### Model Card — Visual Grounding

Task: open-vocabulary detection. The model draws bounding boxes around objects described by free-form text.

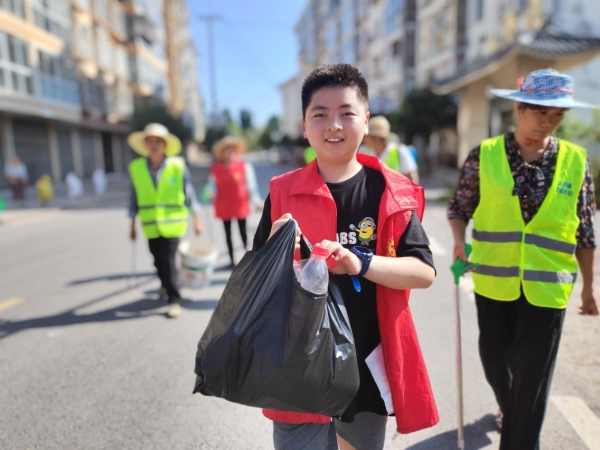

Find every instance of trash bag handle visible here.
[300,235,313,260]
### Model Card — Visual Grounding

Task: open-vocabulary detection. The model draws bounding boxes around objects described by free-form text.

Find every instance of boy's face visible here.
[302,86,369,165]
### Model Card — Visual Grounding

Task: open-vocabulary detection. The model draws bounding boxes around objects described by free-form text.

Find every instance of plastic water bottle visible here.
[298,244,330,295]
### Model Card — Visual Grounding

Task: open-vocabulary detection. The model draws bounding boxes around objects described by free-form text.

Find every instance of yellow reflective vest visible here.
[471,136,585,309]
[129,156,188,239]
[364,146,401,172]
[304,146,316,164]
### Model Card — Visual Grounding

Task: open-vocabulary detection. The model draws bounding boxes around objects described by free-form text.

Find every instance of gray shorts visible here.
[273,412,388,450]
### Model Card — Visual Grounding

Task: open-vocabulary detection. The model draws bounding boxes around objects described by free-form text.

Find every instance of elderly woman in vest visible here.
[206,136,262,268]
[128,123,203,319]
[448,69,598,450]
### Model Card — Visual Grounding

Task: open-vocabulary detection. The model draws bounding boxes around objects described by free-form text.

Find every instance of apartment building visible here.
[431,0,600,163]
[0,0,204,188]
[281,0,418,139]
[164,0,204,143]
[285,0,600,164]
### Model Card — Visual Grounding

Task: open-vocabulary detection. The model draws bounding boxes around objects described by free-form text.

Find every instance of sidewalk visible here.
[420,166,459,202]
[0,175,131,226]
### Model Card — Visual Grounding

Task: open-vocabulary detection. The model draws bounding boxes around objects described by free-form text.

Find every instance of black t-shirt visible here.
[252,167,435,422]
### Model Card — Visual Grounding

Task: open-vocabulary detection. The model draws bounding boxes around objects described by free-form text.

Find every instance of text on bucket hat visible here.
[489,69,599,109]
[367,116,391,139]
[127,123,182,157]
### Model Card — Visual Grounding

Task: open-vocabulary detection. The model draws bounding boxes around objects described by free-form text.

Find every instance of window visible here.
[341,3,354,37]
[341,38,355,65]
[75,23,94,58]
[385,0,403,34]
[93,0,109,23]
[326,24,338,51]
[32,0,71,44]
[96,27,112,69]
[476,0,484,21]
[512,0,529,11]
[392,39,402,57]
[38,50,78,104]
[0,31,33,95]
[0,0,26,18]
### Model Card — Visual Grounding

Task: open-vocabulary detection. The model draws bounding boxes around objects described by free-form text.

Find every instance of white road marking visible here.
[552,396,600,449]
[429,236,448,256]
[0,298,24,312]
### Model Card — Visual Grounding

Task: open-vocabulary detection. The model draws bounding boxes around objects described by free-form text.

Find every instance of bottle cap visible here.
[312,244,329,258]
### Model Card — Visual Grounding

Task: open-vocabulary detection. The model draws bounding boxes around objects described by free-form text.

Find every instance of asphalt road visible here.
[1,161,599,450]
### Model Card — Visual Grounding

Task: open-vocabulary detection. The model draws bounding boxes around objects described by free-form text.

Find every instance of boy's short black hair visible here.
[301,64,369,117]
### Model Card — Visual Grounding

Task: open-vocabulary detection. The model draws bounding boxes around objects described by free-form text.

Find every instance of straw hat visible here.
[490,69,599,109]
[367,116,391,139]
[127,123,182,157]
[212,136,246,158]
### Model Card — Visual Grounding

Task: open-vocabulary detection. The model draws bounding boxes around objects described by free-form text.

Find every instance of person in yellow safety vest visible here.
[128,123,204,319]
[361,115,419,183]
[448,69,599,450]
[303,145,316,164]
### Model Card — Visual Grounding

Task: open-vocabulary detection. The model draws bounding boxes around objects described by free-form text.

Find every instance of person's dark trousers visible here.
[10,180,26,201]
[223,219,247,264]
[147,237,181,303]
[475,291,566,450]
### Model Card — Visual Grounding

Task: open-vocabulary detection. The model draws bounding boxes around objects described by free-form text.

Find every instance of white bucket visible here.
[178,238,219,289]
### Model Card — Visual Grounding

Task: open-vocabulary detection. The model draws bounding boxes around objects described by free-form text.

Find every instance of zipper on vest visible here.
[393,429,400,440]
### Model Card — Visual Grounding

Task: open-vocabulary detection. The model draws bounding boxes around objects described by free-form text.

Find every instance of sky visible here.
[186,1,306,128]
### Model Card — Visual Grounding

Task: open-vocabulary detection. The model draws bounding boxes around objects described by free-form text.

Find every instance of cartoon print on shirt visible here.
[350,217,377,245]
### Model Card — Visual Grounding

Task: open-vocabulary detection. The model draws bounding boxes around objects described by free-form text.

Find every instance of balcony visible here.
[38,73,79,105]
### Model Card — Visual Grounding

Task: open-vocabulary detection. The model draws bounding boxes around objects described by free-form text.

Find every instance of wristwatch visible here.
[351,246,373,276]
[350,246,374,292]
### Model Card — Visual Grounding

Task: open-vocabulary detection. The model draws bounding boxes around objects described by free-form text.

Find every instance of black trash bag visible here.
[193,219,359,417]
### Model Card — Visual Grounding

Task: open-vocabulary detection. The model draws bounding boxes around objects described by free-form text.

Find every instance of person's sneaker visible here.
[157,287,168,301]
[167,303,181,318]
[495,410,503,430]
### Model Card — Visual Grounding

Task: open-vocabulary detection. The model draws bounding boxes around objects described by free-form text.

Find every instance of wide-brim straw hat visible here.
[127,123,182,157]
[212,136,246,158]
[490,68,599,109]
[367,116,391,139]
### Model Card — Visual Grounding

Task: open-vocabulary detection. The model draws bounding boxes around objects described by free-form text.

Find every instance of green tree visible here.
[555,111,600,203]
[240,109,253,132]
[556,110,600,146]
[391,88,457,143]
[257,115,280,149]
[132,103,193,143]
[203,126,227,154]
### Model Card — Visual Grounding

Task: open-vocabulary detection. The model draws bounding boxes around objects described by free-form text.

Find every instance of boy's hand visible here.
[318,240,361,276]
[269,213,301,250]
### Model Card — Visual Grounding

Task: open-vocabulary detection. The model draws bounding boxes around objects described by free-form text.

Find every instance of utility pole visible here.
[198,14,222,125]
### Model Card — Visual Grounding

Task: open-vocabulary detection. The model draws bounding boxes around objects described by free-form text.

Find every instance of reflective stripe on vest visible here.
[129,157,188,239]
[471,136,585,309]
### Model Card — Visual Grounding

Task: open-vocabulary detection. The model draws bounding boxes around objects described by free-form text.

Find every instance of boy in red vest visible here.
[252,64,438,450]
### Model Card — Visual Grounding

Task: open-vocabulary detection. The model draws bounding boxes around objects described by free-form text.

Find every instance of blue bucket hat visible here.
[490,69,598,109]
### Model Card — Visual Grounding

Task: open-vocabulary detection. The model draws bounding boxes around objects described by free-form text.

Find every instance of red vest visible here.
[211,159,249,220]
[262,154,439,434]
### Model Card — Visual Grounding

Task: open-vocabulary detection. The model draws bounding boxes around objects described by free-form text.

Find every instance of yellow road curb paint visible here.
[0,298,24,312]
[552,396,600,450]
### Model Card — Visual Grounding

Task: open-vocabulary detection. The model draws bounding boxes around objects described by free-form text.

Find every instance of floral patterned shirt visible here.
[447,132,596,248]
